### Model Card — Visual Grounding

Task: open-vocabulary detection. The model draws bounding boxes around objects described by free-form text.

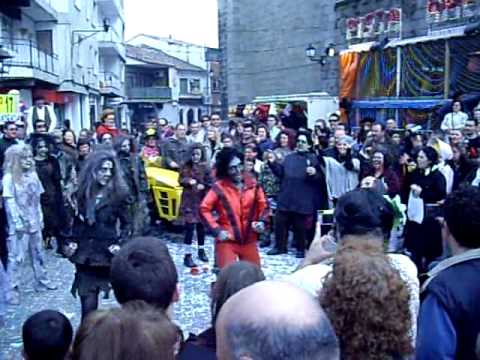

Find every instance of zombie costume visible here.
[179,161,212,266]
[67,152,132,320]
[200,176,268,268]
[117,152,150,236]
[35,156,65,246]
[69,192,131,319]
[3,170,54,302]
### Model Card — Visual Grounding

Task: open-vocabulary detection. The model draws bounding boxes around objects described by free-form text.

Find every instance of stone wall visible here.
[218,0,338,108]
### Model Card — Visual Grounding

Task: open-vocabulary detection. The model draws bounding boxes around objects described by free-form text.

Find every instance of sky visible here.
[124,0,219,48]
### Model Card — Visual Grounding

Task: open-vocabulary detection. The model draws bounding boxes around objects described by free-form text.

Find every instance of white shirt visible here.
[26,105,58,134]
[285,253,420,343]
[441,111,469,131]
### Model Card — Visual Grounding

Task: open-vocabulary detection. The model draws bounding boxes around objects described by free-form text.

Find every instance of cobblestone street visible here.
[0,231,300,358]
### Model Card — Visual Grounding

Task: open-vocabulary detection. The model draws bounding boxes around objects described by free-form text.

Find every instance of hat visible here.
[335,189,395,237]
[144,128,157,138]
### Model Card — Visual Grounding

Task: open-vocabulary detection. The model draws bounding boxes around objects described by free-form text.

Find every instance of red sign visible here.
[346,8,402,42]
[427,0,478,23]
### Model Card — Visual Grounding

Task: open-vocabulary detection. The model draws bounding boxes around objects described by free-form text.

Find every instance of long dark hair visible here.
[113,134,136,154]
[215,147,244,179]
[77,150,128,212]
[211,261,265,326]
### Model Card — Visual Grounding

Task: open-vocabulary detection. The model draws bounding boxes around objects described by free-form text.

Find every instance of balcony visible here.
[98,31,126,60]
[126,86,172,102]
[0,38,59,85]
[22,0,58,21]
[96,0,124,20]
[179,90,204,100]
[100,71,124,97]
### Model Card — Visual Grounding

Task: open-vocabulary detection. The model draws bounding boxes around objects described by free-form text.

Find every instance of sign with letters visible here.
[0,94,20,123]
[346,8,402,43]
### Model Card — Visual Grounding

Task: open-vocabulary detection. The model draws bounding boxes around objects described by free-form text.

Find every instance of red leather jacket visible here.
[200,176,268,244]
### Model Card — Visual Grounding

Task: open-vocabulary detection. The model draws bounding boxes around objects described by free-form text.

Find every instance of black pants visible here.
[184,223,205,247]
[80,292,99,321]
[405,218,443,274]
[274,210,307,252]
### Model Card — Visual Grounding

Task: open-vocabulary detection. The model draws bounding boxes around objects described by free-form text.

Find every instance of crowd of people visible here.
[0,99,480,359]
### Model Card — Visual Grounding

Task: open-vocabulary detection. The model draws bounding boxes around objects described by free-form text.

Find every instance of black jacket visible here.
[270,151,324,214]
[423,258,480,359]
[0,137,17,179]
[69,196,131,267]
[118,153,149,201]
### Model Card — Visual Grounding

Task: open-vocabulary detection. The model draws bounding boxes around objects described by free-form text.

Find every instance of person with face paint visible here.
[267,131,323,258]
[200,148,268,269]
[65,151,131,320]
[179,144,213,267]
[113,135,150,236]
[29,134,66,252]
[3,144,57,305]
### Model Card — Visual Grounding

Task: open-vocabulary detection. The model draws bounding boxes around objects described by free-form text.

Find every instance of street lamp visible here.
[0,46,13,75]
[72,18,110,45]
[306,43,337,66]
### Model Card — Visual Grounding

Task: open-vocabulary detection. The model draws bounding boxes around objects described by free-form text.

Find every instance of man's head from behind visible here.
[335,188,394,241]
[216,281,339,360]
[110,237,179,311]
[22,310,73,360]
[443,185,480,252]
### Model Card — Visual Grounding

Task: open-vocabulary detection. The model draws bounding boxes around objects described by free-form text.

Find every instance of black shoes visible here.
[198,249,209,263]
[267,248,287,256]
[183,254,197,268]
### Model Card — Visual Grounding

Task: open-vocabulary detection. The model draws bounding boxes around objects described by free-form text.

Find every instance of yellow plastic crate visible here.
[145,166,183,221]
[151,185,183,221]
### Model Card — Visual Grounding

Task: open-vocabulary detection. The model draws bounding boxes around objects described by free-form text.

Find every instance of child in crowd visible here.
[179,144,212,267]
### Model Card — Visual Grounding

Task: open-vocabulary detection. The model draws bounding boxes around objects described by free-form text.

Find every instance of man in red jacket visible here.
[200,148,268,268]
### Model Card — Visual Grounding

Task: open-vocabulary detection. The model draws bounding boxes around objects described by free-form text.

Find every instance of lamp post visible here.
[306,43,337,66]
[72,18,111,45]
[0,46,13,75]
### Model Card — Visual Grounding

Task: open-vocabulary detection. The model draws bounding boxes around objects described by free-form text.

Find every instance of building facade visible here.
[335,0,480,126]
[125,44,209,129]
[218,0,338,113]
[0,0,126,133]
[127,34,221,116]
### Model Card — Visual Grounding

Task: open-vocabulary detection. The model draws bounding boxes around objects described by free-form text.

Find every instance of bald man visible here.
[216,281,339,360]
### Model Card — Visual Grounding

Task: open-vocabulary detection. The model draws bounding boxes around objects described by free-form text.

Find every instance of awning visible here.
[32,89,74,104]
[351,98,450,110]
[341,25,468,54]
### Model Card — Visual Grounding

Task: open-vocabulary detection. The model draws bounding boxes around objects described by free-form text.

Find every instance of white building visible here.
[125,44,209,128]
[0,0,126,133]
[127,34,222,117]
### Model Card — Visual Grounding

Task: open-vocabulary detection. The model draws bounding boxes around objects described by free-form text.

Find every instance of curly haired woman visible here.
[320,240,413,359]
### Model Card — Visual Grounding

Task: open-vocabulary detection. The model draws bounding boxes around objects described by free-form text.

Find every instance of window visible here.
[0,15,14,49]
[190,79,201,94]
[36,31,53,55]
[212,79,220,92]
[179,109,184,124]
[180,78,188,94]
